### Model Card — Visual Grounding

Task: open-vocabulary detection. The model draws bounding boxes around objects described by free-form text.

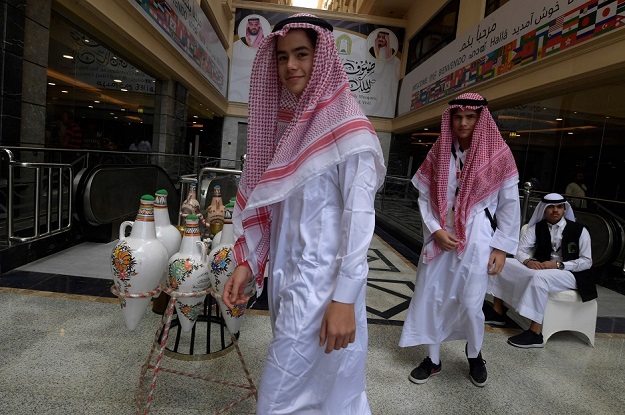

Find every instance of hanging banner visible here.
[229,9,405,119]
[398,0,625,115]
[130,0,228,97]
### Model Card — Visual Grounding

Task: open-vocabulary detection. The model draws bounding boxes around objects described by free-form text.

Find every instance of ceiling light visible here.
[120,88,128,92]
[114,79,122,83]
[48,82,55,86]
[94,100,100,103]
[556,118,563,121]
[62,54,74,59]
[61,90,68,93]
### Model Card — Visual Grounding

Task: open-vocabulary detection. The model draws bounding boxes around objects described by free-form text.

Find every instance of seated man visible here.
[485,193,597,348]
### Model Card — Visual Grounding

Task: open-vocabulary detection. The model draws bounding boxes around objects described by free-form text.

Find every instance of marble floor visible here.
[1,230,625,414]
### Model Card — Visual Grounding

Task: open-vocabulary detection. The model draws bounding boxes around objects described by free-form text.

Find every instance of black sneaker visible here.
[467,353,488,387]
[483,306,507,326]
[465,343,488,387]
[507,330,544,348]
[408,357,442,384]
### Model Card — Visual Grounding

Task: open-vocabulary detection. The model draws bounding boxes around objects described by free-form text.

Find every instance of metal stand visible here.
[163,292,236,361]
[112,284,257,415]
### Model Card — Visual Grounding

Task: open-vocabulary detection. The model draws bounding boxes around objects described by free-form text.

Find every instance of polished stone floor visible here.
[1,230,624,414]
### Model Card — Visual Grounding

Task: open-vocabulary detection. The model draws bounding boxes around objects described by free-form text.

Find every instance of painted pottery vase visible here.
[154,189,182,258]
[206,185,225,237]
[111,195,169,331]
[180,181,201,220]
[212,197,235,246]
[208,200,253,335]
[152,189,182,312]
[167,214,210,333]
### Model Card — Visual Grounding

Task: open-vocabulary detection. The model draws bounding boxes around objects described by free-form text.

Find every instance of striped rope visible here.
[135,285,257,414]
[110,285,162,298]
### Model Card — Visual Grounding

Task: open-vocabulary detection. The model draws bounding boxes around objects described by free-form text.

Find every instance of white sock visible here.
[428,344,441,365]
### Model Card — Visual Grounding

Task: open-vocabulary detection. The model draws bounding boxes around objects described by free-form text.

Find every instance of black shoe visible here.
[409,357,442,384]
[483,306,507,326]
[465,343,487,387]
[467,353,488,387]
[507,330,544,348]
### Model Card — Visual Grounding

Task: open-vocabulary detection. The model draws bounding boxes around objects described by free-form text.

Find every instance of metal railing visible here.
[0,146,242,246]
[375,175,625,269]
[1,148,73,244]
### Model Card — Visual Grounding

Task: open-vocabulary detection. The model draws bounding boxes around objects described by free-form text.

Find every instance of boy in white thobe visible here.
[399,93,520,387]
[223,14,386,414]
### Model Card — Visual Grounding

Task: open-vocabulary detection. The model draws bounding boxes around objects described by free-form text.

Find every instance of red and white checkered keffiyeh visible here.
[414,92,518,261]
[232,14,386,291]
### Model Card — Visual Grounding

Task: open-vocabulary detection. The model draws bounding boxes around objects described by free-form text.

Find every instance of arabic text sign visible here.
[229,9,404,118]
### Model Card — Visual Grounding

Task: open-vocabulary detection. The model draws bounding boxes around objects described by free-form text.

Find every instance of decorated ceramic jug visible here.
[111,195,169,331]
[154,189,182,258]
[152,189,182,312]
[206,185,225,237]
[208,200,254,335]
[212,197,235,246]
[167,214,210,333]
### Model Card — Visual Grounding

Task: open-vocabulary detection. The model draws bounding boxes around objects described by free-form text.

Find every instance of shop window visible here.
[406,0,460,73]
[45,12,156,152]
[485,0,512,17]
[399,81,625,210]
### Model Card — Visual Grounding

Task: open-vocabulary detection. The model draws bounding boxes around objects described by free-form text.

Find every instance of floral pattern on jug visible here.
[111,241,138,307]
[177,301,204,323]
[210,246,232,288]
[168,258,205,290]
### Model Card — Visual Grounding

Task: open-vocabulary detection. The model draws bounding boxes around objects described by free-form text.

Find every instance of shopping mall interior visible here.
[1,0,624,413]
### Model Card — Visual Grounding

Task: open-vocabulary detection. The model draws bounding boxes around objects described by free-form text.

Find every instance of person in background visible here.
[485,193,596,348]
[129,138,151,152]
[565,172,588,208]
[61,112,82,149]
[223,14,386,414]
[399,93,520,388]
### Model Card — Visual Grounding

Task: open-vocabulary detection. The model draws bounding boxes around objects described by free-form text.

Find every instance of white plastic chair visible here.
[541,290,597,347]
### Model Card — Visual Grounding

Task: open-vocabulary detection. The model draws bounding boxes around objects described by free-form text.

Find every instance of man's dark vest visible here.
[534,219,597,302]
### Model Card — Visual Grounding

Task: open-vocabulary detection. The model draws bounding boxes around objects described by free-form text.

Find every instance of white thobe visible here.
[399,149,520,357]
[256,151,379,415]
[487,219,592,323]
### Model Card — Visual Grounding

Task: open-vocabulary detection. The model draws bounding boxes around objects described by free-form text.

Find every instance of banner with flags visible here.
[398,0,625,115]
